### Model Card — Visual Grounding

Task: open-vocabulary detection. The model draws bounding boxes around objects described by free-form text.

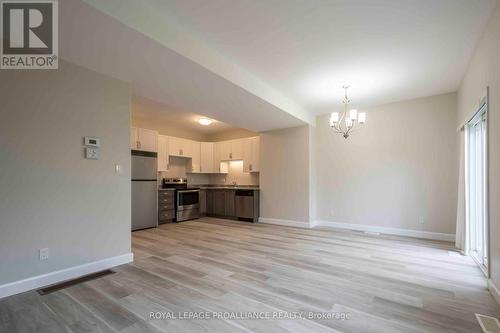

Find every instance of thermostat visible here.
[84,137,101,147]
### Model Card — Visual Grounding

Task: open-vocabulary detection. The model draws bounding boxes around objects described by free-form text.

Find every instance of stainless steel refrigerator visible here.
[131,150,158,231]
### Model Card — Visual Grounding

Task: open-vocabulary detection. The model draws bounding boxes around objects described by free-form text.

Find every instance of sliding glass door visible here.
[466,104,488,272]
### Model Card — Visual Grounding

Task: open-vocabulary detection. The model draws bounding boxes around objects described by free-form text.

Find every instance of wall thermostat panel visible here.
[84,137,101,147]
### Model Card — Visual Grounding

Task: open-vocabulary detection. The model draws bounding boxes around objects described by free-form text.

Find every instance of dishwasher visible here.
[235,190,259,222]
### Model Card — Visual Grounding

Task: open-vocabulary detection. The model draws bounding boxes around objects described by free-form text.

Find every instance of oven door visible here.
[177,189,200,211]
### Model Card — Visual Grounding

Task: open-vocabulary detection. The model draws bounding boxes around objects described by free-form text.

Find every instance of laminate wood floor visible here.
[1,217,499,333]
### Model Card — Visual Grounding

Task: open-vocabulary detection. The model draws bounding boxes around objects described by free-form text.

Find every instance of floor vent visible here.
[37,270,115,295]
[476,313,500,333]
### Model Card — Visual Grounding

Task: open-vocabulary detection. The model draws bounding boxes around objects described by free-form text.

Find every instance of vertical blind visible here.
[466,105,487,268]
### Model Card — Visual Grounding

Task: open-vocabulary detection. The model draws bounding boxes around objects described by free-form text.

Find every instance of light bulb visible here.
[346,118,353,128]
[358,112,366,124]
[330,112,339,122]
[349,109,358,120]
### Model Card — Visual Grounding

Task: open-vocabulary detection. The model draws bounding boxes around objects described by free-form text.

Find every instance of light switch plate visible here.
[39,248,49,261]
[85,147,99,160]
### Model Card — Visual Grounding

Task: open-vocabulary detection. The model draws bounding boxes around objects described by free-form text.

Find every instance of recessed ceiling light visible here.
[198,118,213,126]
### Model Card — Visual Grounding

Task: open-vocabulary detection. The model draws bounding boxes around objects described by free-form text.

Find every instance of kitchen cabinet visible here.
[213,190,226,215]
[168,136,188,157]
[231,140,243,160]
[188,140,201,173]
[225,190,236,217]
[157,135,169,172]
[206,190,214,215]
[200,142,215,173]
[243,136,260,173]
[132,128,258,174]
[213,143,228,173]
[203,188,259,221]
[215,139,243,161]
[130,127,138,149]
[200,190,207,215]
[131,127,158,152]
[158,190,175,224]
[216,141,231,161]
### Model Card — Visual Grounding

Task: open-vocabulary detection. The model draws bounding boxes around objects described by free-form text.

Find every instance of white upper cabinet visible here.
[189,140,201,173]
[168,136,191,157]
[131,127,158,152]
[130,127,138,149]
[200,142,214,173]
[243,136,260,173]
[217,141,231,161]
[230,139,243,160]
[216,139,244,161]
[157,135,169,172]
[131,128,258,174]
[167,137,200,173]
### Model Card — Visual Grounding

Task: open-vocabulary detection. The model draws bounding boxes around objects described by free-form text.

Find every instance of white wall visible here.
[314,93,458,235]
[0,61,132,287]
[260,126,311,225]
[457,2,500,291]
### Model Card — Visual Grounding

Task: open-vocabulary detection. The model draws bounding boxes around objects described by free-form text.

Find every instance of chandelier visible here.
[329,85,366,139]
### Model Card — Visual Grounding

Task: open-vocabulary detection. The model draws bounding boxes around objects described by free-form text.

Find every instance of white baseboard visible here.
[259,217,311,229]
[0,253,133,299]
[312,220,455,242]
[489,279,500,307]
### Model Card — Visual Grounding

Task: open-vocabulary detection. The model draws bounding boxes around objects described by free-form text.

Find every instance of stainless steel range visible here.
[161,178,200,222]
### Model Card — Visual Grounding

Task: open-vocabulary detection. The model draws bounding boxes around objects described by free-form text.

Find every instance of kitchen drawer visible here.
[159,210,175,220]
[158,196,174,204]
[158,191,174,198]
[159,203,175,211]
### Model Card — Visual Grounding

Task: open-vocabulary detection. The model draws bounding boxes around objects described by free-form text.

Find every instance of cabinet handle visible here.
[137,141,141,149]
[229,152,232,159]
[249,164,252,171]
[180,149,183,155]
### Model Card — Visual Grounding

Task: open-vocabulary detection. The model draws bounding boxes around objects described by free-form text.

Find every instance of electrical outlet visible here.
[39,248,49,261]
[418,217,425,224]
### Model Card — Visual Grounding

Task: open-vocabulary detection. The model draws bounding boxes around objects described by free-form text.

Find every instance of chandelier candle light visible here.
[330,85,366,139]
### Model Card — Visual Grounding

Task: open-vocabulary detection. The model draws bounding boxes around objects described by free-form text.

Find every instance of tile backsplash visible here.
[209,160,259,185]
[158,157,259,186]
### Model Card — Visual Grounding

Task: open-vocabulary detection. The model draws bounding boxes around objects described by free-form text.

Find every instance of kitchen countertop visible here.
[196,186,259,191]
[158,185,259,191]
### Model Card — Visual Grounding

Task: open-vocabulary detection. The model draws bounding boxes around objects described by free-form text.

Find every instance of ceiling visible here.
[64,0,496,130]
[143,0,496,114]
[132,97,235,134]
